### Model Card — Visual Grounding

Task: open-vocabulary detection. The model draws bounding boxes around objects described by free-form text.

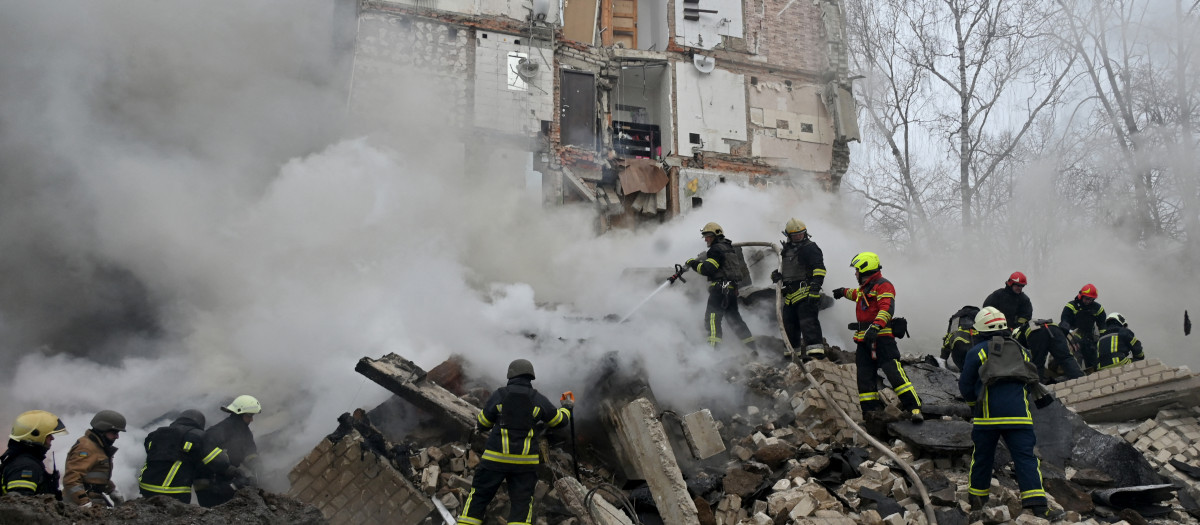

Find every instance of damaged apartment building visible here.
[345,0,860,229]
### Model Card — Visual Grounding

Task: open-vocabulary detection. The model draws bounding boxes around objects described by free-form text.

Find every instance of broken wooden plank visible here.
[356,353,479,432]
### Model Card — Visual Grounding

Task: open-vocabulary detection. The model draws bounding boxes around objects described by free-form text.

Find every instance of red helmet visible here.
[1078,283,1098,299]
[1006,271,1027,287]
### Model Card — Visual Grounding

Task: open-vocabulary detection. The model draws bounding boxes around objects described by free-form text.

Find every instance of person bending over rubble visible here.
[63,410,127,507]
[2,410,67,497]
[196,395,262,507]
[831,252,924,424]
[1095,312,1145,371]
[1015,319,1085,382]
[138,409,237,504]
[959,307,1064,521]
[457,359,573,525]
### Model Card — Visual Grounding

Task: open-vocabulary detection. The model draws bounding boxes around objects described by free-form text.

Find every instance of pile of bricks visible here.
[1049,359,1200,422]
[1117,406,1200,488]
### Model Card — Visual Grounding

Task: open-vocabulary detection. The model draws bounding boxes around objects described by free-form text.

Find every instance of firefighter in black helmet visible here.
[771,218,827,359]
[63,410,126,507]
[1,410,67,497]
[138,409,236,504]
[458,359,572,525]
[685,222,756,350]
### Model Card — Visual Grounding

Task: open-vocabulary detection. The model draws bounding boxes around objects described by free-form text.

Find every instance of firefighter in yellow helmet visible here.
[2,410,68,497]
[684,222,756,349]
[63,410,126,507]
[196,395,263,507]
[771,218,827,359]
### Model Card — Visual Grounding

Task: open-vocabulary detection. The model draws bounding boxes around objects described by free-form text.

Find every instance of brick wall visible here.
[288,430,435,524]
[1049,359,1200,423]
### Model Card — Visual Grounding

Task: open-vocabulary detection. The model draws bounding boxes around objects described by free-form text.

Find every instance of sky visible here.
[0,0,1195,496]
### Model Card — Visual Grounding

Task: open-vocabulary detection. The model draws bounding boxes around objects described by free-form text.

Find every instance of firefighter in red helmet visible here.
[982,272,1032,329]
[1060,284,1105,373]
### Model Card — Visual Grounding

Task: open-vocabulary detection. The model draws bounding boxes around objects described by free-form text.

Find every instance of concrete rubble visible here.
[284,349,1200,525]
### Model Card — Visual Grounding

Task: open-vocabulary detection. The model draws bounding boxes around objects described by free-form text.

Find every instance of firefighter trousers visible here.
[855,337,920,412]
[968,426,1047,508]
[457,465,538,525]
[704,285,754,348]
[782,298,823,351]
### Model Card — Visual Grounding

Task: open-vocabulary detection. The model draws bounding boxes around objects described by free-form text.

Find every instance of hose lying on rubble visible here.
[736,241,938,525]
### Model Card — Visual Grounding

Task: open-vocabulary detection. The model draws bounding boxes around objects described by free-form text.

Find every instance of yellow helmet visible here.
[783,218,807,235]
[701,222,724,237]
[222,395,262,415]
[9,410,67,446]
[849,252,881,273]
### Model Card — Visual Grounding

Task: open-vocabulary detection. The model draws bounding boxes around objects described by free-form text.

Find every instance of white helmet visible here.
[222,395,262,415]
[1107,312,1127,327]
[974,306,1008,332]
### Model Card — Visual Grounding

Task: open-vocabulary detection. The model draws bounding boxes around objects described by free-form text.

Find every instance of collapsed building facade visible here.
[346,0,860,229]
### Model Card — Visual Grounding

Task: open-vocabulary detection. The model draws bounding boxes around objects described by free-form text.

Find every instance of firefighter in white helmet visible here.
[196,395,262,507]
[2,410,68,497]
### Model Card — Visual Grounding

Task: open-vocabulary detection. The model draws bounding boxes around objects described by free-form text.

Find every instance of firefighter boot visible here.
[968,495,988,522]
[910,408,924,423]
[1028,505,1065,521]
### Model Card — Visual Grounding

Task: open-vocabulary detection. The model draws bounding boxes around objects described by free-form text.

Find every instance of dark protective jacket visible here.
[941,327,976,369]
[1,440,57,497]
[959,335,1036,428]
[840,271,896,342]
[476,377,571,472]
[983,286,1033,327]
[138,415,232,497]
[63,430,117,505]
[692,237,746,285]
[1096,320,1145,370]
[203,415,258,470]
[1060,299,1106,337]
[779,238,826,305]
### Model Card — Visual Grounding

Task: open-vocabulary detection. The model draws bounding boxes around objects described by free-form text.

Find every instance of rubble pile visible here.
[0,488,324,525]
[286,350,1200,525]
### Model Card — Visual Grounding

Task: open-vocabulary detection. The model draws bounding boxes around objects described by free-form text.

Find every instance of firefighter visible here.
[685,222,756,349]
[832,252,923,424]
[1095,312,1145,371]
[941,306,980,371]
[1016,319,1085,382]
[1,410,67,497]
[1060,284,1106,372]
[982,272,1032,329]
[138,409,236,504]
[959,307,1064,521]
[63,410,126,507]
[196,395,262,507]
[457,359,572,525]
[771,218,827,359]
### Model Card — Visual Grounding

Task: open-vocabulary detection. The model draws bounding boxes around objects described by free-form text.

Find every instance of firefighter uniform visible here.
[63,430,118,506]
[982,286,1032,328]
[1016,320,1084,381]
[837,271,921,415]
[1060,298,1105,370]
[1,440,58,497]
[1096,319,1145,371]
[959,335,1050,511]
[778,234,827,357]
[942,326,975,371]
[196,413,258,507]
[458,364,571,525]
[138,410,233,504]
[688,234,755,349]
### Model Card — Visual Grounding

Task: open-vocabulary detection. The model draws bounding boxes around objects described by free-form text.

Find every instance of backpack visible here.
[891,317,910,338]
[144,425,186,464]
[728,245,752,288]
[979,336,1040,387]
[947,305,980,334]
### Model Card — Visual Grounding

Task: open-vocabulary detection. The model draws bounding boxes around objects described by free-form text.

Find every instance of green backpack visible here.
[979,336,1040,386]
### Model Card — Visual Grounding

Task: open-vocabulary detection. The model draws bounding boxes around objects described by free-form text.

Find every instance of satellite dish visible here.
[693,54,716,73]
[517,57,540,79]
[532,0,551,20]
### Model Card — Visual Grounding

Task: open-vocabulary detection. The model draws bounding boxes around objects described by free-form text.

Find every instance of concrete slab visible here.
[682,409,726,460]
[605,397,700,525]
[887,419,973,455]
[356,353,480,433]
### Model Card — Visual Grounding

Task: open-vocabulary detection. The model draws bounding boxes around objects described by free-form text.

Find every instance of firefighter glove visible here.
[686,258,699,270]
[561,400,574,411]
[771,270,783,283]
[833,287,847,299]
[863,324,881,342]
[1034,394,1056,409]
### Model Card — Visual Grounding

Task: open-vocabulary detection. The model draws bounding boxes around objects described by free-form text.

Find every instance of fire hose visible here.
[736,241,938,525]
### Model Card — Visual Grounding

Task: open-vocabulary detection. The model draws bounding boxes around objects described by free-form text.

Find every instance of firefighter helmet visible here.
[850,252,881,273]
[10,410,67,446]
[1107,312,1127,327]
[700,222,724,237]
[1007,271,1027,287]
[222,395,262,415]
[1078,284,1098,299]
[783,218,807,236]
[90,410,127,433]
[974,306,1008,332]
[177,409,206,429]
[507,359,536,379]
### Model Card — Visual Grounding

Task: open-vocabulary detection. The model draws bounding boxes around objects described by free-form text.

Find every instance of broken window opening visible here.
[801,122,814,133]
[611,63,673,160]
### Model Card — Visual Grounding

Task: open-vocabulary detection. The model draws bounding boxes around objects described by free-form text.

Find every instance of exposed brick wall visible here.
[288,430,435,524]
[742,0,828,73]
[1050,359,1200,422]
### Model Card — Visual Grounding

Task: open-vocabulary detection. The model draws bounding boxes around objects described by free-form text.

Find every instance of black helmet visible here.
[507,359,536,379]
[177,409,206,428]
[90,410,127,433]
